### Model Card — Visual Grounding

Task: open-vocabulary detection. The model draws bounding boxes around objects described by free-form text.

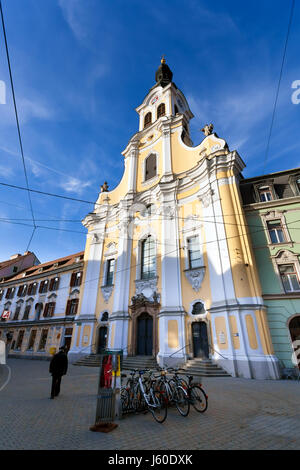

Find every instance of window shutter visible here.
[70,273,76,287]
[144,112,152,128]
[145,154,157,181]
[157,103,165,119]
[66,300,71,316]
[43,303,49,317]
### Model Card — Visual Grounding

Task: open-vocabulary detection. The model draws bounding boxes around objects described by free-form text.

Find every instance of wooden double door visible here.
[137,312,153,356]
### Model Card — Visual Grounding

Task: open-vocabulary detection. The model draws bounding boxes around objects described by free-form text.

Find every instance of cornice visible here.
[243,196,300,212]
[0,262,84,288]
[1,316,75,328]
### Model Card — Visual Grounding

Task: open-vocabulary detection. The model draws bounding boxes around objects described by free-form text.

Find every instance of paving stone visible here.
[1,359,300,449]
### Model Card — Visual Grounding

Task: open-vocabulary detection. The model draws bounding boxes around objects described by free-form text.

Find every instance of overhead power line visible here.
[263,0,295,171]
[0,0,36,229]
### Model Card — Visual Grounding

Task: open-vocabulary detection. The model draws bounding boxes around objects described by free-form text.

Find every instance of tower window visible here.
[145,154,157,181]
[157,103,165,119]
[144,112,152,129]
[174,104,179,115]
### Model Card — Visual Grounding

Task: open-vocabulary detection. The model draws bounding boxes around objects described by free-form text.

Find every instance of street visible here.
[0,359,300,450]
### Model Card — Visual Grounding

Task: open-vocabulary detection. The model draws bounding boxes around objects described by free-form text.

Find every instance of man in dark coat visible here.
[49,346,68,399]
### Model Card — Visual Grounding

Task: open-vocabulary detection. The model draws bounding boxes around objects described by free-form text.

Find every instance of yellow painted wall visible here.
[218,179,262,300]
[245,315,258,350]
[255,310,274,355]
[214,317,228,350]
[168,320,179,349]
[110,323,115,348]
[229,315,240,350]
[82,325,91,347]
[76,325,81,347]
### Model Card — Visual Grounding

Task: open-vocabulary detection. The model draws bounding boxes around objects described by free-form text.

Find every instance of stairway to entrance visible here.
[122,356,157,371]
[73,354,158,370]
[179,358,231,377]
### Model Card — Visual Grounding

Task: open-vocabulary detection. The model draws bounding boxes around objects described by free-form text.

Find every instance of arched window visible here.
[145,153,157,181]
[35,303,43,321]
[192,302,205,315]
[174,104,179,115]
[141,236,156,280]
[289,316,300,343]
[144,112,152,129]
[157,103,165,119]
[101,311,109,322]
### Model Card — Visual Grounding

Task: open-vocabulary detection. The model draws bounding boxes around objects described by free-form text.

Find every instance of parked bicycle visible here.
[121,369,167,423]
[155,367,190,417]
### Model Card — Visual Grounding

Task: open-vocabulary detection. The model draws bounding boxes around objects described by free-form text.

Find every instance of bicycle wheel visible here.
[133,387,146,413]
[173,385,190,417]
[149,390,168,424]
[190,385,208,413]
[120,387,129,411]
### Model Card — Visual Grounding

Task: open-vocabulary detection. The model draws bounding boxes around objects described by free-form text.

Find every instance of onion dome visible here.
[155,56,173,88]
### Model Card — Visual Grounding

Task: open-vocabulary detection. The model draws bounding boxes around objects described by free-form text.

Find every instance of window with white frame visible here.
[267,220,286,244]
[258,186,273,202]
[141,236,156,280]
[187,236,202,269]
[279,264,300,292]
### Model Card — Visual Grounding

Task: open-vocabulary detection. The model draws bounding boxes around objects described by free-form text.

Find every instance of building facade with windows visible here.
[0,251,84,359]
[69,58,280,379]
[240,168,300,372]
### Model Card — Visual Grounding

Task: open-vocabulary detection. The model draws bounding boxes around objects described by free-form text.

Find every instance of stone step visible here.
[180,358,231,377]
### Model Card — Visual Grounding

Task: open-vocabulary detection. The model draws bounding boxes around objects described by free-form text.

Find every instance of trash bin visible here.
[94,349,123,424]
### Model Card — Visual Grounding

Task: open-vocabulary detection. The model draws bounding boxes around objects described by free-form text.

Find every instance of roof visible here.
[1,251,84,283]
[0,252,33,271]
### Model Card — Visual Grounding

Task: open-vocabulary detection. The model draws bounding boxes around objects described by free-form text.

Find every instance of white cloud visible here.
[0,164,14,179]
[63,176,92,194]
[0,95,55,127]
[58,0,89,41]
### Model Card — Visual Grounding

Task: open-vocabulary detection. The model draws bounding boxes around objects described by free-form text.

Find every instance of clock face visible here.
[151,95,159,105]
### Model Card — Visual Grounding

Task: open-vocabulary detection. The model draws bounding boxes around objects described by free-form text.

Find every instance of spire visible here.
[155,56,173,88]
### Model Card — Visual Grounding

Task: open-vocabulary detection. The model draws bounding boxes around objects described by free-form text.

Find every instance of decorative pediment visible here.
[130,292,160,309]
[48,293,57,300]
[104,242,118,258]
[135,277,160,302]
[101,285,113,303]
[274,250,299,264]
[70,288,80,297]
[184,267,205,292]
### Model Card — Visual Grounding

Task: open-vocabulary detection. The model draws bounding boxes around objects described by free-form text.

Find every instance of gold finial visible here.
[161,55,166,64]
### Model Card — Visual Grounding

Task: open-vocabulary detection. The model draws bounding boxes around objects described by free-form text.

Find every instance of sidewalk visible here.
[0,359,300,450]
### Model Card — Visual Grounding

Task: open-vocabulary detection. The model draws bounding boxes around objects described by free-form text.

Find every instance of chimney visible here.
[10,254,21,260]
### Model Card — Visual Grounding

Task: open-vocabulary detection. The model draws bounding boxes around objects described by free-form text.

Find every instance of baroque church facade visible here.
[69,59,280,379]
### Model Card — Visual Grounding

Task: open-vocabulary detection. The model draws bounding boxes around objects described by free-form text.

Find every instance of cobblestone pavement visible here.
[1,359,300,450]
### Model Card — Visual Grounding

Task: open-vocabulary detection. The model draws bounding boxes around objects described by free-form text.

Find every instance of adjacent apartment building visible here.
[0,251,84,359]
[240,168,300,374]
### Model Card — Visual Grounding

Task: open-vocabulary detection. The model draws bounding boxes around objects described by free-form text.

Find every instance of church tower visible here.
[69,59,280,380]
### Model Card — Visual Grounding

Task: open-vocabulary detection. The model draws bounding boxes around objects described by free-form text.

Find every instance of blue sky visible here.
[0,0,299,263]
